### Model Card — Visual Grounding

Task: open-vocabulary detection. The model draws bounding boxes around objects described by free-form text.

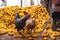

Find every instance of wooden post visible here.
[30,0,34,5]
[21,0,22,7]
[1,0,7,6]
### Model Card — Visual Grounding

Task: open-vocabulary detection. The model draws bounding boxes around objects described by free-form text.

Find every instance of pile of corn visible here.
[0,5,60,40]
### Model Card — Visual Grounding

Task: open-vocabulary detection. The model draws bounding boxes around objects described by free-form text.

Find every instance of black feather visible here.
[52,12,60,19]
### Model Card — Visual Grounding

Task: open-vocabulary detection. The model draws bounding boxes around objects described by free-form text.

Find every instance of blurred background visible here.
[0,0,60,40]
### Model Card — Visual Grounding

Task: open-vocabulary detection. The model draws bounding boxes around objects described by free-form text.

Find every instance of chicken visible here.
[15,13,30,32]
[25,18,36,30]
[56,20,60,28]
[52,12,60,31]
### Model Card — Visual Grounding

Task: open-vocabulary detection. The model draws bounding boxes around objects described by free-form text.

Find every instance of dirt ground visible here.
[0,34,60,40]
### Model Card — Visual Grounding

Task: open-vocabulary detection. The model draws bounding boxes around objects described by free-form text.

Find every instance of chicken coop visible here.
[0,0,60,40]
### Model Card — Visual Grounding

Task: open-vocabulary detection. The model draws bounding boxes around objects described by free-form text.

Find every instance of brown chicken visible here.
[25,18,36,30]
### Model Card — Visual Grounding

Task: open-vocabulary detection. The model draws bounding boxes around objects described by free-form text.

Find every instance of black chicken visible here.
[15,13,30,32]
[52,12,60,31]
